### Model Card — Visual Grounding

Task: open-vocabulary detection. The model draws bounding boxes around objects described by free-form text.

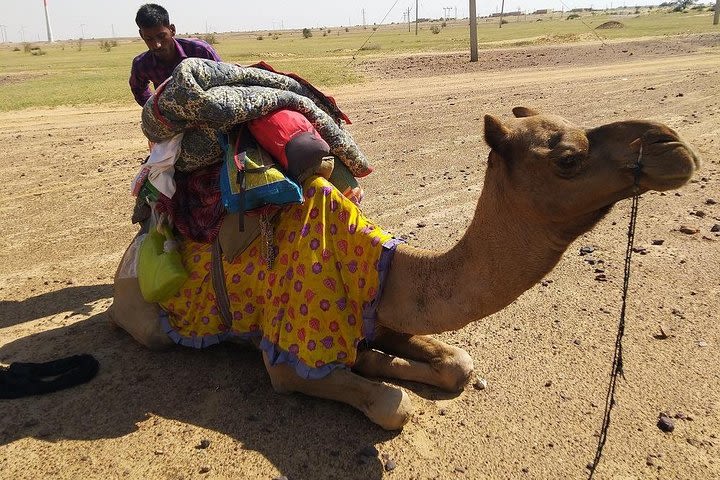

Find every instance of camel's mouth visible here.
[636,139,700,192]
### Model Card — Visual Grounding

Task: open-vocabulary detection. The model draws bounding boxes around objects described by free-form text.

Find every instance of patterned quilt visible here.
[141,58,372,176]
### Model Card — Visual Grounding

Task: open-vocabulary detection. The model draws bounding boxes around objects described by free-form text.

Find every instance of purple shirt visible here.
[129,37,221,106]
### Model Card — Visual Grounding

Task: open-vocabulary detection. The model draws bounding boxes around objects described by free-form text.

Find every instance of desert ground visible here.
[1,34,719,479]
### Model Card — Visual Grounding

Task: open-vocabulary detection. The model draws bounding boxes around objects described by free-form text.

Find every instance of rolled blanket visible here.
[142,58,372,177]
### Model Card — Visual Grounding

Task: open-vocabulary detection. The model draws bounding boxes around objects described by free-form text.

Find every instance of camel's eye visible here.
[554,153,583,177]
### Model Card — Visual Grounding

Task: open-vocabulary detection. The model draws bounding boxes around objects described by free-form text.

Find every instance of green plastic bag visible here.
[137,226,188,302]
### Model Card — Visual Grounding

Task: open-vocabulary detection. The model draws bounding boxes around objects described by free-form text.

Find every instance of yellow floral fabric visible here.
[159,176,395,378]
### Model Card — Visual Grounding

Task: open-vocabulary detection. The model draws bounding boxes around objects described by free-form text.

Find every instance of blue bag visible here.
[219,127,303,218]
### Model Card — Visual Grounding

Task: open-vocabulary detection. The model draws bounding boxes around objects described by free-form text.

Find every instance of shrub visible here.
[99,40,115,52]
[566,13,581,19]
[202,33,217,45]
[430,25,441,34]
[257,35,263,40]
[345,27,349,32]
[13,47,21,51]
[31,48,46,56]
[359,43,381,51]
[302,28,312,38]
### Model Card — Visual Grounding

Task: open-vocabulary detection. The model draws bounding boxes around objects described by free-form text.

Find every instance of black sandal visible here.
[0,354,99,399]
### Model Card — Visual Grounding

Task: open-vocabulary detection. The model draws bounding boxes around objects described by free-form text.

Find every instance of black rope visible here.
[588,147,643,478]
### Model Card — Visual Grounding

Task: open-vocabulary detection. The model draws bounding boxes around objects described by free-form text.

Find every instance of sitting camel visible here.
[110,107,699,430]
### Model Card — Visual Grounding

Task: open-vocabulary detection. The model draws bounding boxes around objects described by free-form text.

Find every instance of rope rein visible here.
[588,144,643,479]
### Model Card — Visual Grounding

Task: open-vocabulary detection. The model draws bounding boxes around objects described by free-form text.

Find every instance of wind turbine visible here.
[43,0,54,42]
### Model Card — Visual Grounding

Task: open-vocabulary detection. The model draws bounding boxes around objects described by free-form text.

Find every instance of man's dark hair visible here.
[135,4,170,29]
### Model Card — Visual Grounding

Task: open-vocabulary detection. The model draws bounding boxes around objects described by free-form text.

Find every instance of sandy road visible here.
[1,37,719,479]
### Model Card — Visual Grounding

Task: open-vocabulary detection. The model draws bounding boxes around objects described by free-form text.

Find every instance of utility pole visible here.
[407,7,412,31]
[469,0,477,61]
[0,25,6,43]
[499,0,505,28]
[362,8,366,28]
[80,23,86,38]
[415,0,419,35]
[20,25,26,42]
[714,0,719,25]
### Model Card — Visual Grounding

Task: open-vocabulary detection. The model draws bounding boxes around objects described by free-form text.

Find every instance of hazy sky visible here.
[2,0,666,43]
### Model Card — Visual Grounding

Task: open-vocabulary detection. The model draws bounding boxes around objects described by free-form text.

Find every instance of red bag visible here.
[248,109,330,180]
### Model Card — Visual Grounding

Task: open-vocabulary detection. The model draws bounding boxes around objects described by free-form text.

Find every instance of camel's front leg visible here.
[353,329,474,392]
[261,352,412,430]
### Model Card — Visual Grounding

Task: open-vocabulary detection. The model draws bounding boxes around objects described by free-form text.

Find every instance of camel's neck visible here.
[376,169,578,335]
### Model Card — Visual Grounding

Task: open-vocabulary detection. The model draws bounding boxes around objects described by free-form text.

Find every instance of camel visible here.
[110,107,699,430]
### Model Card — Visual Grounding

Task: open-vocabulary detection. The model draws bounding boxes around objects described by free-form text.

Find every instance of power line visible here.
[346,0,401,67]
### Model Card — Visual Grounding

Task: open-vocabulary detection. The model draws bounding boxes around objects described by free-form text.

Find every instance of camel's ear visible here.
[484,114,511,155]
[512,106,539,118]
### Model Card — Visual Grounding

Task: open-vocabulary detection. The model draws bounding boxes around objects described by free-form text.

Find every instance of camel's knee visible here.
[431,346,474,392]
[262,354,298,394]
[107,301,172,351]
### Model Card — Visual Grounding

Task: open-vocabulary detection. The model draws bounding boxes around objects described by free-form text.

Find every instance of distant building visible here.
[490,10,523,17]
[533,9,551,14]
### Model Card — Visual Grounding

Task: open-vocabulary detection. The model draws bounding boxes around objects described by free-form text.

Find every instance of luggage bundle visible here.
[129,59,370,303]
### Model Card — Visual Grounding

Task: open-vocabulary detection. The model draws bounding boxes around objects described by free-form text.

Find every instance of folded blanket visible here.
[142,58,372,177]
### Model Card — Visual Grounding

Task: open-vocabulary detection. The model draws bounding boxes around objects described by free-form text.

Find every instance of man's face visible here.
[139,24,176,63]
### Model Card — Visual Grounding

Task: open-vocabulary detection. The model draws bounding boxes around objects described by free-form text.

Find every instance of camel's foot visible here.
[356,330,475,392]
[263,352,412,430]
[429,344,475,392]
[360,382,413,430]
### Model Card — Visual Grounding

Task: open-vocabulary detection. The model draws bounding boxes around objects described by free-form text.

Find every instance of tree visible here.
[302,28,312,38]
[673,0,696,11]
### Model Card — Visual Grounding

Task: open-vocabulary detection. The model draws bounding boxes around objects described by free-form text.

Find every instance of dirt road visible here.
[1,34,719,479]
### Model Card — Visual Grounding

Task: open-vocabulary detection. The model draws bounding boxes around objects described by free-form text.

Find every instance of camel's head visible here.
[483,107,699,236]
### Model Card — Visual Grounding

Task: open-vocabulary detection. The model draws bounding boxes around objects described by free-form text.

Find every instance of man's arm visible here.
[206,43,222,62]
[129,58,153,106]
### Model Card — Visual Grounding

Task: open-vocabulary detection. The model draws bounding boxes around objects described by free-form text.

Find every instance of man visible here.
[129,3,221,106]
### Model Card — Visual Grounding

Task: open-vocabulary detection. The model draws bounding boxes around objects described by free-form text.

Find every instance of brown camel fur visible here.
[110,108,699,430]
